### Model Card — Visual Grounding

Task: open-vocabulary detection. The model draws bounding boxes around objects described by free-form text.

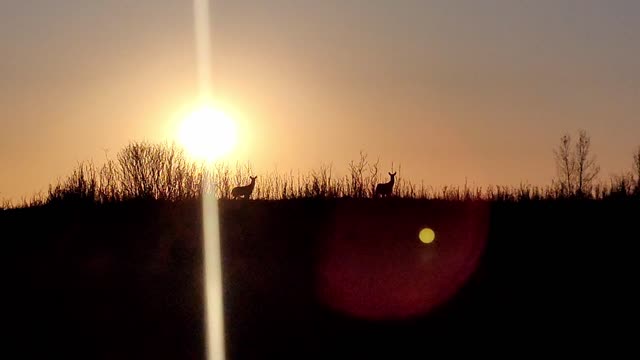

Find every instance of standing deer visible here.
[232,176,257,199]
[374,172,397,198]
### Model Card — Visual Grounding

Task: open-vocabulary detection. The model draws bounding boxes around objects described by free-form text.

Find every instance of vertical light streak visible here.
[194,1,225,359]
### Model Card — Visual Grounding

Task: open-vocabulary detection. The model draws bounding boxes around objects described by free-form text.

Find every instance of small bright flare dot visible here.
[419,228,436,244]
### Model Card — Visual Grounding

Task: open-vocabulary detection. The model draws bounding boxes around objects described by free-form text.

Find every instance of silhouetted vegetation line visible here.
[3,138,639,209]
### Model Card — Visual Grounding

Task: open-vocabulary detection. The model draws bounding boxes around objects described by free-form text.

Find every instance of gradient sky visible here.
[1,0,639,201]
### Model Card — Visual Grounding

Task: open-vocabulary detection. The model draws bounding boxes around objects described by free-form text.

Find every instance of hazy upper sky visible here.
[1,0,639,201]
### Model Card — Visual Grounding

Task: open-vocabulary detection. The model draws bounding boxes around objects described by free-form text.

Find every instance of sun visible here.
[177,105,238,162]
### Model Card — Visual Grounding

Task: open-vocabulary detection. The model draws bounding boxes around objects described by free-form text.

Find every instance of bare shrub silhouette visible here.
[47,142,206,204]
[348,152,369,198]
[48,162,97,204]
[554,133,574,196]
[634,146,640,196]
[574,130,600,196]
[608,173,635,199]
[116,142,206,200]
[605,146,640,199]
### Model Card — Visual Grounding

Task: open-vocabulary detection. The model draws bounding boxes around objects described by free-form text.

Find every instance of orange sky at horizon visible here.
[2,0,639,202]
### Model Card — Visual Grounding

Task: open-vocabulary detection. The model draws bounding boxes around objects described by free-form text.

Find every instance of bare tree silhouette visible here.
[554,130,599,197]
[554,133,576,195]
[574,130,600,196]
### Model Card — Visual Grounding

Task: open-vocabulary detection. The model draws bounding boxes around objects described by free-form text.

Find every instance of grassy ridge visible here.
[3,142,637,210]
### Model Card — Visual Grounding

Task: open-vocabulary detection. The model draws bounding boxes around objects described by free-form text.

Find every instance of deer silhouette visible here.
[374,172,396,198]
[232,176,257,199]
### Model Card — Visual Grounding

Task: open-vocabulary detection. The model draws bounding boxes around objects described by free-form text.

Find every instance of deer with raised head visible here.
[232,176,257,199]
[374,172,396,198]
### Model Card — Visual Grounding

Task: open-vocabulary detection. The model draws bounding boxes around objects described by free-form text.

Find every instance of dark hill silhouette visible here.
[3,198,638,358]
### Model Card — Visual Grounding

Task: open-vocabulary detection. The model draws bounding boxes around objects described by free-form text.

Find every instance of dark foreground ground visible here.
[3,199,639,358]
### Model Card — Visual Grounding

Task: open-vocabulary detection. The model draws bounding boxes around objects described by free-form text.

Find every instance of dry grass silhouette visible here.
[3,140,638,209]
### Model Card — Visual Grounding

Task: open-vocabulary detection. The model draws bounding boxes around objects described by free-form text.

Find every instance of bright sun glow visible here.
[178,105,237,162]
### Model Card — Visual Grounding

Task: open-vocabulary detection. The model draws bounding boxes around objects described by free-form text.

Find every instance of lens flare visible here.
[194,0,226,359]
[317,202,489,319]
[202,178,225,360]
[419,228,436,244]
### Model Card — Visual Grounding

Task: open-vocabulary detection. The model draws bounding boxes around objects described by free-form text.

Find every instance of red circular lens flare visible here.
[315,202,489,320]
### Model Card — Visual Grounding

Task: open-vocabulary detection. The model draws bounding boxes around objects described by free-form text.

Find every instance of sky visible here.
[1,0,639,201]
